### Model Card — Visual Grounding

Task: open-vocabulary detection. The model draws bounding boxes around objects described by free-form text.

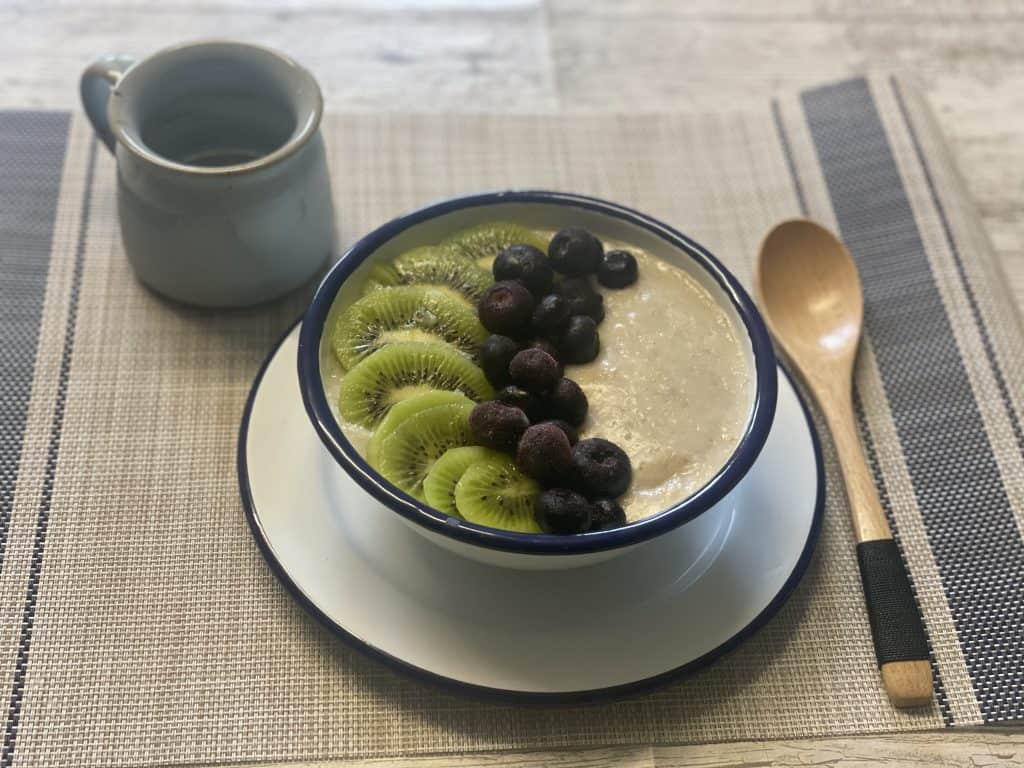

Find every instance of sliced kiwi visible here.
[377,401,475,501]
[331,285,488,370]
[441,222,550,271]
[339,342,494,428]
[423,446,505,518]
[367,390,472,467]
[454,455,542,533]
[362,263,402,291]
[382,246,493,304]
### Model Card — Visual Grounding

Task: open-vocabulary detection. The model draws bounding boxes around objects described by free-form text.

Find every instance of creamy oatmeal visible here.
[568,247,753,521]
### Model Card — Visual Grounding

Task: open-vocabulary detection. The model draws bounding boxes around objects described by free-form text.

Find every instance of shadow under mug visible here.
[80,40,335,308]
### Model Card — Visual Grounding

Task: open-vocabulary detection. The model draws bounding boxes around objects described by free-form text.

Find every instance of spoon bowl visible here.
[757,219,863,384]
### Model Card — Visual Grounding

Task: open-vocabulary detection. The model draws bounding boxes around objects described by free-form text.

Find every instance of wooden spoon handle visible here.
[856,540,934,707]
[824,398,934,708]
[823,394,891,543]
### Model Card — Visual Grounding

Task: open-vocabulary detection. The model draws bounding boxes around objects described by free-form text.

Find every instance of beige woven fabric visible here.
[3,75,1022,767]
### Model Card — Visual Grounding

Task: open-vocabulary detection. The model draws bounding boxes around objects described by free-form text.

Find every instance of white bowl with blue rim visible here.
[297,191,778,571]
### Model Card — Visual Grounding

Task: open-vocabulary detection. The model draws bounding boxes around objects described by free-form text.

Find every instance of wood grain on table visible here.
[240,730,1024,767]
[3,1,1021,766]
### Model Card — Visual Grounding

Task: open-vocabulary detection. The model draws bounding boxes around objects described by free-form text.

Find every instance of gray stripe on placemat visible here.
[772,103,954,725]
[770,100,807,217]
[890,77,1024,459]
[0,111,71,573]
[0,133,97,768]
[802,77,1024,723]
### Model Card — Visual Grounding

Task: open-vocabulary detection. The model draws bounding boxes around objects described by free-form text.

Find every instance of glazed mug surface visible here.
[80,40,334,307]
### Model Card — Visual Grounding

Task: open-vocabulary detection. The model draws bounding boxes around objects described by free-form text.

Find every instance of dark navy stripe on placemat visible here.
[803,77,1024,723]
[0,132,96,768]
[771,103,953,725]
[0,111,70,574]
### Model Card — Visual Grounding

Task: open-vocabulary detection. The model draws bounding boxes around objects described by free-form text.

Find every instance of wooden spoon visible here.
[756,219,934,709]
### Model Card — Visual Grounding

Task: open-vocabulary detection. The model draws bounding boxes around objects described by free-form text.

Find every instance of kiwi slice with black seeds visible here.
[338,342,493,428]
[331,285,487,370]
[423,446,505,518]
[367,390,472,467]
[388,247,493,304]
[441,222,550,271]
[376,401,475,501]
[454,455,542,533]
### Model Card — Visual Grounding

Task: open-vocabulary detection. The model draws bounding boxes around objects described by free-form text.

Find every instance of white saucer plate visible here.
[239,324,824,702]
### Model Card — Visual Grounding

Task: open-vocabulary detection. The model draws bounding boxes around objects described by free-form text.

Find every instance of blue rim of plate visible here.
[297,190,778,556]
[239,321,825,705]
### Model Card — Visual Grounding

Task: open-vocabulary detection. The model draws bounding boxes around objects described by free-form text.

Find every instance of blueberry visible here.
[469,401,530,452]
[571,438,632,497]
[478,281,535,337]
[509,348,560,393]
[555,277,604,323]
[531,293,571,334]
[541,419,578,445]
[558,315,600,364]
[497,385,546,422]
[516,423,573,486]
[535,488,592,534]
[590,498,627,531]
[548,228,603,276]
[529,338,563,375]
[479,334,520,387]
[597,249,638,289]
[546,378,588,426]
[494,244,553,295]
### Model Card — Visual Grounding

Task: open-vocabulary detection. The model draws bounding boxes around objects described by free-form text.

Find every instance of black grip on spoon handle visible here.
[856,539,930,666]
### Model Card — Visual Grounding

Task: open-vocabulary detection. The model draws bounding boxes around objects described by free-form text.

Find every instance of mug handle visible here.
[80,54,136,153]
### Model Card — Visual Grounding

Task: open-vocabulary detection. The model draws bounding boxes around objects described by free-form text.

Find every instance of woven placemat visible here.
[0,74,1021,767]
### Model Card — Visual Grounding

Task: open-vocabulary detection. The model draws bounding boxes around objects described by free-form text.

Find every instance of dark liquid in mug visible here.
[140,89,296,168]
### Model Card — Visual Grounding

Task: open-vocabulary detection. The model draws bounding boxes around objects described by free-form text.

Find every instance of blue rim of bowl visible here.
[297,190,778,556]
[239,323,824,704]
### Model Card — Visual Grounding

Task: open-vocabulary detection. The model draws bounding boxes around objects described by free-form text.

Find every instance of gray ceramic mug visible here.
[80,41,334,307]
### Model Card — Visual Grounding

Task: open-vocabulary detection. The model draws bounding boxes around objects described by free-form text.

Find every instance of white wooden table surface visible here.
[3,1,1022,766]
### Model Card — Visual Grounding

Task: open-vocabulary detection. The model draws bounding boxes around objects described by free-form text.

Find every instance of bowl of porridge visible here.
[298,191,777,569]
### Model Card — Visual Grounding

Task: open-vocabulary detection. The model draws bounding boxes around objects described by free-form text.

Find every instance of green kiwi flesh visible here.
[365,246,492,303]
[331,285,487,370]
[423,446,505,518]
[338,342,493,428]
[441,222,549,271]
[376,401,475,501]
[454,455,542,533]
[367,390,472,467]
